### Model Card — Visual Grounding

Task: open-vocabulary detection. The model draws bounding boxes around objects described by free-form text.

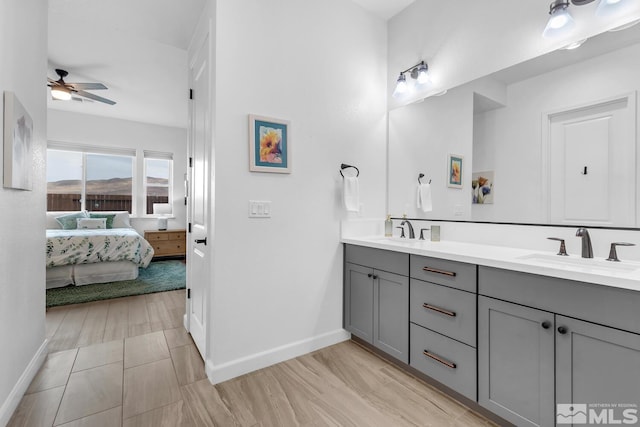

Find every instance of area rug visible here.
[46,260,186,308]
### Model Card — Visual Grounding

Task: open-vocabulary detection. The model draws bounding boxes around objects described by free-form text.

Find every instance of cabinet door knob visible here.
[372,275,378,280]
[367,273,373,278]
[541,321,551,329]
[557,326,568,334]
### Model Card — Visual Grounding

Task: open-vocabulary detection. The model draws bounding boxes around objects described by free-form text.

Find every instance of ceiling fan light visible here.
[51,86,72,101]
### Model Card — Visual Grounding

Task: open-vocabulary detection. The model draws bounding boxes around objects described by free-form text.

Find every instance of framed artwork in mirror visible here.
[447,154,463,189]
[472,170,494,204]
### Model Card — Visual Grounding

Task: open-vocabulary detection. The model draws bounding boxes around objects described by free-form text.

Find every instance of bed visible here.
[45,211,154,289]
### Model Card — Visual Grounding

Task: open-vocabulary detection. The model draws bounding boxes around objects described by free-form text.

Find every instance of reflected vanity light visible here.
[392,61,429,98]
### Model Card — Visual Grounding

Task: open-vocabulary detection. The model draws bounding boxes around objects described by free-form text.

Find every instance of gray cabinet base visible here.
[350,335,515,427]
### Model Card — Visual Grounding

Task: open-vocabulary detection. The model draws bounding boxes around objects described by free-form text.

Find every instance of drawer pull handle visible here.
[423,303,456,317]
[423,350,456,369]
[422,266,456,277]
[194,238,207,245]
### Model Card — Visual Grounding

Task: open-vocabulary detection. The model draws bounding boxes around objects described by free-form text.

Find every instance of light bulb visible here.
[543,1,575,38]
[416,63,429,85]
[392,74,408,98]
[596,0,628,17]
[51,86,72,101]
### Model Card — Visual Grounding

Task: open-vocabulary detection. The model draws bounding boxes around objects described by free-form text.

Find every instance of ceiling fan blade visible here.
[75,90,116,105]
[68,82,108,90]
[47,77,57,84]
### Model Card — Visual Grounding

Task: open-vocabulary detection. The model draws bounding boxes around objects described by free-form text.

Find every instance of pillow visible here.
[76,218,107,229]
[88,213,116,229]
[55,211,88,230]
[111,211,131,228]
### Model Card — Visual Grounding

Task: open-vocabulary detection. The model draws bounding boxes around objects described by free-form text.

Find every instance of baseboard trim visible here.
[0,339,48,426]
[205,329,350,384]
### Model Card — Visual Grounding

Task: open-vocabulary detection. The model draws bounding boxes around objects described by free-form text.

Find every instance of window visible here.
[144,151,173,215]
[47,144,135,213]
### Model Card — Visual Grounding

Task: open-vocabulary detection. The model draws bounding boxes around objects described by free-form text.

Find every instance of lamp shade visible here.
[416,63,429,85]
[392,73,408,98]
[543,2,575,38]
[51,86,72,101]
[596,0,626,17]
[152,203,172,215]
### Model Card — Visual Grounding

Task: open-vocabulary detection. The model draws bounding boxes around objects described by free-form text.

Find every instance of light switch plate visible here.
[249,200,272,218]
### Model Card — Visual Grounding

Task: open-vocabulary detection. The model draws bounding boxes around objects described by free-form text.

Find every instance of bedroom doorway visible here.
[185,26,211,359]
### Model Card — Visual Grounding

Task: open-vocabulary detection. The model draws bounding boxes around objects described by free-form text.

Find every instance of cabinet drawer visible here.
[410,279,476,347]
[168,232,185,241]
[410,323,477,401]
[410,255,476,292]
[146,232,169,241]
[345,244,408,276]
[479,266,640,335]
[151,241,185,256]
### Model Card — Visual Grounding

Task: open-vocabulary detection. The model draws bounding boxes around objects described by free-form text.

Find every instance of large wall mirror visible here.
[388,23,640,228]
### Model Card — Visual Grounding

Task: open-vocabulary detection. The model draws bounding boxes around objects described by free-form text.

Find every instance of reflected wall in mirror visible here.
[388,24,640,228]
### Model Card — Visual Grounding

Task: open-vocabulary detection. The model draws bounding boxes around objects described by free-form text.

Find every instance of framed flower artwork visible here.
[249,115,291,173]
[447,154,463,189]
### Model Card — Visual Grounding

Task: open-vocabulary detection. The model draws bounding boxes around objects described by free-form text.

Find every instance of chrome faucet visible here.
[576,227,593,258]
[400,218,415,239]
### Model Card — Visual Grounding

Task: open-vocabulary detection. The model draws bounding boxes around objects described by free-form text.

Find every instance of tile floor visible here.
[9,289,497,426]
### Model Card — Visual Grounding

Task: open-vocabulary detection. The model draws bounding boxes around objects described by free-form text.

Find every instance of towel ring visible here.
[340,163,359,178]
[418,173,431,184]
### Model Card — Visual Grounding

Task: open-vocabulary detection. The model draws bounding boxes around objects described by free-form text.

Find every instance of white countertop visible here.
[342,236,640,292]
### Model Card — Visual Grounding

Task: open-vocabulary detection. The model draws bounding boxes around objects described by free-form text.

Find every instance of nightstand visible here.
[144,229,187,258]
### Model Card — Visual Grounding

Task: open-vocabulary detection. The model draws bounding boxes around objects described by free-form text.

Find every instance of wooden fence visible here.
[47,193,169,214]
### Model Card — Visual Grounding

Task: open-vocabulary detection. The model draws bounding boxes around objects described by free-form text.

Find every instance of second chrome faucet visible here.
[575,227,593,258]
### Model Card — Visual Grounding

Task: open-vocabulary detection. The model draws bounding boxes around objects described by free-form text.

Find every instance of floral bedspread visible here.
[46,229,154,268]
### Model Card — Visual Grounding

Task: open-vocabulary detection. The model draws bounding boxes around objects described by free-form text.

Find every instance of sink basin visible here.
[516,253,640,274]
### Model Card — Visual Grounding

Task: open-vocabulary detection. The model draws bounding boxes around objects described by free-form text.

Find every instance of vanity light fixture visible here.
[50,85,72,101]
[392,60,429,98]
[543,0,631,38]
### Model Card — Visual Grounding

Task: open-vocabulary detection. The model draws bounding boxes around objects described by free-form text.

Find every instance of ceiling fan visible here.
[47,69,116,105]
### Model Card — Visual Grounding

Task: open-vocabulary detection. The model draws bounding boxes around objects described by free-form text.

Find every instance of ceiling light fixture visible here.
[562,38,588,49]
[543,0,631,38]
[392,60,429,98]
[50,85,72,101]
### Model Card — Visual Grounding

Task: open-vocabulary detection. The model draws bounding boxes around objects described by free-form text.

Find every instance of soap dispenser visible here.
[384,215,393,237]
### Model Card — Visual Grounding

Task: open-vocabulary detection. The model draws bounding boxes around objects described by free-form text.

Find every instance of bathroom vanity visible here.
[343,237,640,427]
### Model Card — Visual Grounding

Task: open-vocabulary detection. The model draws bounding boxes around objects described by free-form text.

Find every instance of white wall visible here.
[0,0,48,423]
[388,0,640,109]
[473,42,640,224]
[207,0,388,382]
[388,86,473,219]
[47,110,188,235]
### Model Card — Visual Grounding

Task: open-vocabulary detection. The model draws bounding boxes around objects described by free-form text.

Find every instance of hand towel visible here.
[417,183,433,213]
[343,176,360,212]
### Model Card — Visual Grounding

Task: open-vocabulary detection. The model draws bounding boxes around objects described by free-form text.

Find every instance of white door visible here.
[547,94,636,226]
[186,32,211,358]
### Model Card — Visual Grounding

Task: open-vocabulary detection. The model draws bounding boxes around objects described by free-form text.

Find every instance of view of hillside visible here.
[47,177,169,195]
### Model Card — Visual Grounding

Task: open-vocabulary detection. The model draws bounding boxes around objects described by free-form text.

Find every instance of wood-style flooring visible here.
[9,289,496,426]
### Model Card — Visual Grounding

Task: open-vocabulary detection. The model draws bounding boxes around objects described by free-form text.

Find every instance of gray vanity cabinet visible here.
[556,315,640,409]
[478,296,555,427]
[479,266,640,426]
[344,245,409,363]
